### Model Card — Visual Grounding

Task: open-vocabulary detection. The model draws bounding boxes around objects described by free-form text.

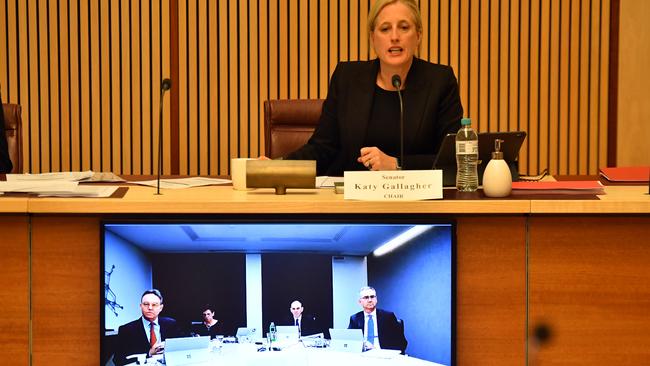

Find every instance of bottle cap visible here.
[492,139,504,159]
[461,118,471,126]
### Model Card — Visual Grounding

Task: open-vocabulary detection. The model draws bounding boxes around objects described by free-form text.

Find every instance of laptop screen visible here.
[433,131,527,186]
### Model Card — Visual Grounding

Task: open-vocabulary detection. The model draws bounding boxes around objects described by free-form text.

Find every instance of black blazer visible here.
[113,316,183,366]
[0,94,13,173]
[286,313,321,337]
[286,58,463,175]
[348,308,407,353]
[191,321,221,339]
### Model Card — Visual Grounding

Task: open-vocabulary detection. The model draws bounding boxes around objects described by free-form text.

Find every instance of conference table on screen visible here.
[148,342,444,366]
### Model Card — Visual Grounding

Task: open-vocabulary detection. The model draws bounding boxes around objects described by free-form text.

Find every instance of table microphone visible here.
[392,74,404,170]
[156,78,172,195]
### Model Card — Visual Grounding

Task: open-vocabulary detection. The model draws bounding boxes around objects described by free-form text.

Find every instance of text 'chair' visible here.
[2,103,22,173]
[264,99,324,159]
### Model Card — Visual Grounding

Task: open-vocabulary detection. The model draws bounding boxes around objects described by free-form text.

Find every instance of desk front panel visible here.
[30,216,101,365]
[14,201,650,365]
[456,216,527,365]
[0,215,29,366]
[25,214,527,366]
[529,216,650,365]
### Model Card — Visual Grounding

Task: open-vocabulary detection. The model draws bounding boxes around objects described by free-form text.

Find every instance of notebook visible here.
[432,131,527,186]
[163,336,210,366]
[328,328,364,353]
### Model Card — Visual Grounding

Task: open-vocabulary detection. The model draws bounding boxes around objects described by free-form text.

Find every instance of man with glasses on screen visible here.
[113,289,183,365]
[348,286,407,353]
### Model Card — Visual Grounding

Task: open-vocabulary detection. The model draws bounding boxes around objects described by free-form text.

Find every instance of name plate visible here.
[344,170,443,201]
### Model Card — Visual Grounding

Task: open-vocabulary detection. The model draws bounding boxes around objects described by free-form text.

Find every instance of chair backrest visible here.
[264,99,324,159]
[2,103,22,173]
[397,318,406,354]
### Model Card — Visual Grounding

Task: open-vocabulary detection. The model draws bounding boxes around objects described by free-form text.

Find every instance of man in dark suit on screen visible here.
[348,286,407,353]
[113,289,183,366]
[286,299,321,336]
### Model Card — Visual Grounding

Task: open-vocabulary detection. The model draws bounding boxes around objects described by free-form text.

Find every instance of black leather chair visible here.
[397,318,406,354]
[263,99,324,159]
[2,103,22,173]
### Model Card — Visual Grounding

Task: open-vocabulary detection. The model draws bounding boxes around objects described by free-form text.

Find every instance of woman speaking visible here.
[284,0,463,175]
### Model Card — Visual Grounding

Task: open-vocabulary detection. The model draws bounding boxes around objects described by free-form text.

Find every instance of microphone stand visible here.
[156,79,172,195]
[392,75,404,170]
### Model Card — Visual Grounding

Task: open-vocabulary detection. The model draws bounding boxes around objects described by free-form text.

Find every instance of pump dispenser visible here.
[482,139,512,197]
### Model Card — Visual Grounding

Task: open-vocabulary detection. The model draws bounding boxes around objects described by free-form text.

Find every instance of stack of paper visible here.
[0,178,119,197]
[129,177,231,189]
[5,171,95,182]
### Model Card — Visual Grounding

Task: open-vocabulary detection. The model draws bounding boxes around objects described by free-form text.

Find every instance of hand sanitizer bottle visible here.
[482,139,512,197]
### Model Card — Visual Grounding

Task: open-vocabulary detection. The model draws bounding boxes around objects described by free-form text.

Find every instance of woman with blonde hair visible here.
[285,0,463,175]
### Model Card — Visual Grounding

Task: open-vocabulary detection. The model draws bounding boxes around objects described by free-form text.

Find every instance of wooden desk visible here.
[1,184,648,365]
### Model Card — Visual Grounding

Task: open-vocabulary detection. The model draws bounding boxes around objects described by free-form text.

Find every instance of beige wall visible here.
[618,0,650,166]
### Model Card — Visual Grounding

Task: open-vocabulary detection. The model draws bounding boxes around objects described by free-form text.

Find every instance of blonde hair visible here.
[367,0,423,36]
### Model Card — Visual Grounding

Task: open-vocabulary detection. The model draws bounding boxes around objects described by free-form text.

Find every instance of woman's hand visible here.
[357,147,399,171]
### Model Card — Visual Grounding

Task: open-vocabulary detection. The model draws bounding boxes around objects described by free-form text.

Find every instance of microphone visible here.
[156,78,172,195]
[392,75,404,170]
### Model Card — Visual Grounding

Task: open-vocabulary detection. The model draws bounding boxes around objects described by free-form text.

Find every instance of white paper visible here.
[37,185,120,198]
[344,170,443,201]
[5,170,94,182]
[361,349,402,359]
[0,181,79,193]
[130,177,231,189]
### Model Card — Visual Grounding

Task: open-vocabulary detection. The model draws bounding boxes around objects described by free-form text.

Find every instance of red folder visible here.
[511,180,604,194]
[599,167,650,182]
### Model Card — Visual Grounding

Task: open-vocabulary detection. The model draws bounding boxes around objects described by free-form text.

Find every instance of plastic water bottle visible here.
[456,118,479,192]
[268,322,276,349]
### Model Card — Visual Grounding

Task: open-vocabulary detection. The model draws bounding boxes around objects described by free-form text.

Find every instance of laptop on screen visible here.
[328,328,364,353]
[276,325,300,342]
[164,336,210,366]
[235,327,258,343]
[432,131,527,186]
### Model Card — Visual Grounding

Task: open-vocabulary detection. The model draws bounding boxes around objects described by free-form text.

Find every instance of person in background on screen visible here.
[287,299,319,336]
[278,0,463,175]
[348,286,407,353]
[0,90,14,173]
[113,289,183,366]
[191,304,221,339]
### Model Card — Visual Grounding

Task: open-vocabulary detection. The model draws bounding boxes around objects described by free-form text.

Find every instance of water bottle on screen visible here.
[456,118,479,192]
[268,322,277,349]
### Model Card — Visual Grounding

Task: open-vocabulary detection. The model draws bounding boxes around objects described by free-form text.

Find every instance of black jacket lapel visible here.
[346,60,379,154]
[402,58,430,152]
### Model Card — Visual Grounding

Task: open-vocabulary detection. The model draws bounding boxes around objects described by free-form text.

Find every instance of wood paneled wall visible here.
[0,0,171,174]
[0,0,612,176]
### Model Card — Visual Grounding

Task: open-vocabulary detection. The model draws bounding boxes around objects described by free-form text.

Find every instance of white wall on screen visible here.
[331,256,367,328]
[246,254,263,338]
[104,230,152,330]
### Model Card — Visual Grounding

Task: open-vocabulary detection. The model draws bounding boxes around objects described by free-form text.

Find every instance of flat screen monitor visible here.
[101,216,456,365]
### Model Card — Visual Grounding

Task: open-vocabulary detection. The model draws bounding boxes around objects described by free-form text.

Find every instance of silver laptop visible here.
[275,325,300,342]
[164,336,210,366]
[328,328,364,353]
[235,327,258,343]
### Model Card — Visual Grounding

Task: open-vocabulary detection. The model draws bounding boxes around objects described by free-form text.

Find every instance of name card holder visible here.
[344,170,443,201]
